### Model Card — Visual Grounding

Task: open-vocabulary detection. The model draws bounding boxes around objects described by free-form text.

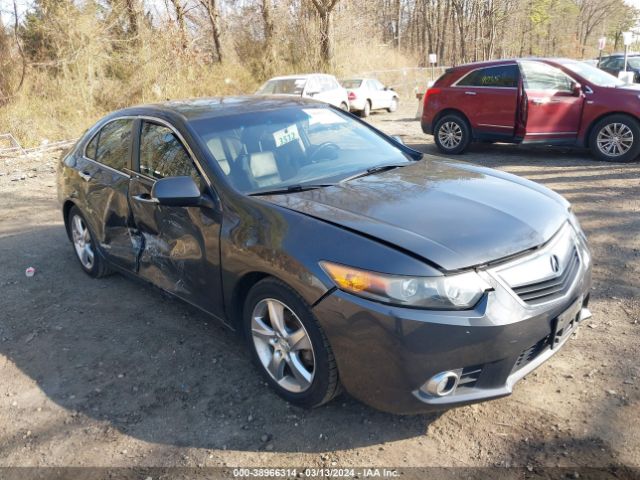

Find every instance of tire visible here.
[387,97,398,113]
[340,102,349,111]
[433,114,472,154]
[359,100,371,118]
[588,114,640,163]
[243,278,340,409]
[67,206,112,278]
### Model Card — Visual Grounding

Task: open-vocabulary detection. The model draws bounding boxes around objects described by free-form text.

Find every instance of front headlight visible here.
[568,208,584,236]
[320,261,491,310]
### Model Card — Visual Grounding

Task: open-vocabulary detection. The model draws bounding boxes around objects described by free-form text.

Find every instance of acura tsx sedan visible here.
[57,97,592,414]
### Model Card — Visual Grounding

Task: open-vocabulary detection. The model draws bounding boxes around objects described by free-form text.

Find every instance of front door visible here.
[79,118,138,271]
[128,120,224,318]
[518,60,584,143]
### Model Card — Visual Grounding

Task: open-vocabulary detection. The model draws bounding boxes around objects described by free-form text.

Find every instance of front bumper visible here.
[312,244,592,414]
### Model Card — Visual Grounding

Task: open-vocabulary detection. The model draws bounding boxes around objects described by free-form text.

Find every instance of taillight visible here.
[348,91,357,101]
[424,87,441,105]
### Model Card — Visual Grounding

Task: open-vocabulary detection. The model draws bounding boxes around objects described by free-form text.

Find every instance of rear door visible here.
[79,118,137,270]
[128,119,224,317]
[518,60,584,143]
[450,64,520,139]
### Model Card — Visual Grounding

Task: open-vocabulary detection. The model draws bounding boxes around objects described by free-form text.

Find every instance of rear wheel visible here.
[433,114,472,154]
[359,100,371,118]
[589,114,640,163]
[387,97,398,113]
[243,278,340,408]
[68,206,111,278]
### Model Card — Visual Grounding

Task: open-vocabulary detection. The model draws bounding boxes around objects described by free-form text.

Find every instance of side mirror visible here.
[391,135,404,145]
[151,176,211,208]
[571,82,582,96]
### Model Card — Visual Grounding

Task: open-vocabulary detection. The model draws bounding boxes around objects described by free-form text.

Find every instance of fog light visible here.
[421,370,461,397]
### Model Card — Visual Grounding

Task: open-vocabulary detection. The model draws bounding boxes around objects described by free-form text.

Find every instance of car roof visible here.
[600,53,640,58]
[111,96,327,122]
[448,57,593,71]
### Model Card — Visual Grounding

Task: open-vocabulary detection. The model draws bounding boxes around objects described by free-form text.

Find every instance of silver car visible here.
[256,74,349,110]
[341,78,399,117]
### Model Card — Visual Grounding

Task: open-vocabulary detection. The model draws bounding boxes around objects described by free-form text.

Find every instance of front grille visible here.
[512,248,580,305]
[511,334,551,374]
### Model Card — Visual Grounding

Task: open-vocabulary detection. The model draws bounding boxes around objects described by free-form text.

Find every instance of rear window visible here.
[341,79,362,89]
[257,78,306,95]
[456,65,519,88]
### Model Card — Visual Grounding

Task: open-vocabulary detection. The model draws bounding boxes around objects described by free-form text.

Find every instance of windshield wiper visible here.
[248,183,334,196]
[340,164,407,183]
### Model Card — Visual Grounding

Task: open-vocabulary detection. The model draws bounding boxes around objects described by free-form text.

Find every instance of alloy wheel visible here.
[438,121,463,150]
[71,214,95,270]
[596,123,634,157]
[251,298,315,393]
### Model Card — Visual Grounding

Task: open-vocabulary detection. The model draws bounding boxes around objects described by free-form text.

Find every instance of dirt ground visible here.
[1,103,639,474]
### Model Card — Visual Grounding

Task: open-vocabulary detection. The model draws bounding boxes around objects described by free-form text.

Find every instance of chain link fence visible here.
[354,67,449,99]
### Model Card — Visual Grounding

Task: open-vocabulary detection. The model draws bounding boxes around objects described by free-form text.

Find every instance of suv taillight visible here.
[424,88,441,105]
[348,91,357,101]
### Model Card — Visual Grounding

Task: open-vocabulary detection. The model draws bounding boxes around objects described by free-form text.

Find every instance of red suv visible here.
[422,58,640,162]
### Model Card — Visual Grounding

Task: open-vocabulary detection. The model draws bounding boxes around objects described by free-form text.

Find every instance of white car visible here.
[341,78,399,117]
[256,74,349,110]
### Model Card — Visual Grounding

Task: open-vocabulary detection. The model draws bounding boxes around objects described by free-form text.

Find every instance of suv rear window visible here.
[456,65,519,88]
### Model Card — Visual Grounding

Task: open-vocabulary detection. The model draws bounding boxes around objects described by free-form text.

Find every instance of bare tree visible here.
[200,0,223,62]
[308,0,341,66]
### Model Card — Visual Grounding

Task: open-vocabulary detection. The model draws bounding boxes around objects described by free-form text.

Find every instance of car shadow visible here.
[0,225,440,455]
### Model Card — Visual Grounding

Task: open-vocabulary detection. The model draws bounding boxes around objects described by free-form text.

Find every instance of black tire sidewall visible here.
[589,115,640,163]
[434,114,472,154]
[68,206,102,277]
[242,278,335,408]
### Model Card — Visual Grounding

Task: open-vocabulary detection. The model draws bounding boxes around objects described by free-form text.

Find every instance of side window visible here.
[372,79,385,90]
[456,65,519,88]
[85,132,99,160]
[95,119,133,170]
[306,77,319,94]
[520,61,574,92]
[320,76,333,92]
[139,122,199,180]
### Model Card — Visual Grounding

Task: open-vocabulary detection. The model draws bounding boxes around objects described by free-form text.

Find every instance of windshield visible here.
[628,57,640,69]
[190,107,414,194]
[559,60,625,87]
[341,79,362,89]
[256,78,307,95]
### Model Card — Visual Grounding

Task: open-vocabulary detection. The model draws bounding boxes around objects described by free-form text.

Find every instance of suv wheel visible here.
[589,114,640,163]
[243,278,340,408]
[434,114,472,154]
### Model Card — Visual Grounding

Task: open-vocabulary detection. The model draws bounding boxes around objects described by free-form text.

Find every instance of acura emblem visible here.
[550,255,561,274]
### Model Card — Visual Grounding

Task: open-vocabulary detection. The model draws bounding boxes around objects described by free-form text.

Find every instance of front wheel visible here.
[243,278,340,408]
[589,114,640,163]
[340,102,349,111]
[433,114,472,154]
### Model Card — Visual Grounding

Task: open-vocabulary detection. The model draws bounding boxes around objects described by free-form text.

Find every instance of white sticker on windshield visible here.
[273,124,300,148]
[303,108,347,125]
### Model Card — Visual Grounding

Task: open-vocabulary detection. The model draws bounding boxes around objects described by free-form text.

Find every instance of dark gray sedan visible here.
[57,97,592,414]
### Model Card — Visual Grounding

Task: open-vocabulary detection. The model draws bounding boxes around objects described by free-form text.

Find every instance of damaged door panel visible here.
[80,118,138,270]
[128,120,224,318]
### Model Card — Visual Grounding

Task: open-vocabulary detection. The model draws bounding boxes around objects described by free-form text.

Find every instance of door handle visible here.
[531,98,549,105]
[464,91,477,96]
[78,170,93,182]
[133,193,159,204]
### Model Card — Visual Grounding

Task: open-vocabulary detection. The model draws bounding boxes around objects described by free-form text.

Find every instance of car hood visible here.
[261,158,569,271]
